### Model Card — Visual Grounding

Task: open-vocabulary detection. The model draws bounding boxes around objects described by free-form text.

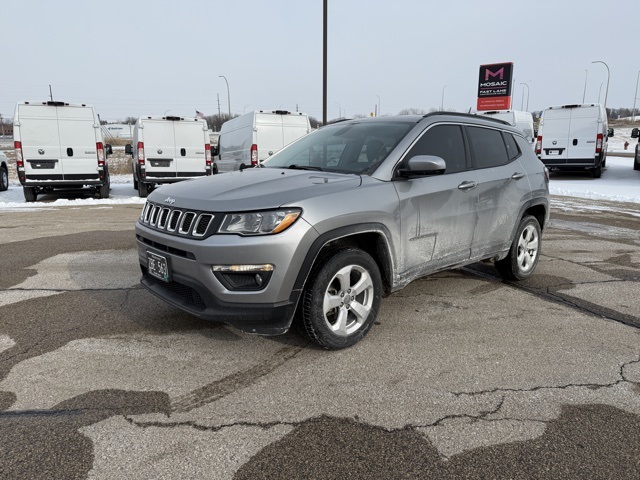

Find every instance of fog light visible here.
[255,274,263,287]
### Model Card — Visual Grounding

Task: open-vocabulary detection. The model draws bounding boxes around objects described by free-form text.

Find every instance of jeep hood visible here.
[148,168,363,211]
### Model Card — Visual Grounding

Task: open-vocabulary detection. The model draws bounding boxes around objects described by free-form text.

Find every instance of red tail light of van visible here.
[251,144,258,166]
[595,133,603,154]
[96,142,105,166]
[205,143,211,167]
[137,142,145,165]
[535,136,542,155]
[14,141,24,168]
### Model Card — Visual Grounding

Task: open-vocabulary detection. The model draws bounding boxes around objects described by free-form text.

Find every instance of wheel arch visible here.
[291,223,395,299]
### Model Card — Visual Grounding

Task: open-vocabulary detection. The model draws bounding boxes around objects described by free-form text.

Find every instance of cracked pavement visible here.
[1,198,639,479]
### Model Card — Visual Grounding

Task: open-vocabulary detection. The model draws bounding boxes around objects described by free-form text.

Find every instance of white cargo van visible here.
[216,110,311,172]
[13,101,112,202]
[478,110,535,144]
[535,103,613,178]
[125,116,212,197]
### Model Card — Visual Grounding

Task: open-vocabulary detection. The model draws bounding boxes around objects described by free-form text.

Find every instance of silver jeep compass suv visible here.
[136,112,549,349]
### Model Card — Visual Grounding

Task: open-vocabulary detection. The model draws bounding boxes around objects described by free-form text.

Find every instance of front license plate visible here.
[147,251,170,282]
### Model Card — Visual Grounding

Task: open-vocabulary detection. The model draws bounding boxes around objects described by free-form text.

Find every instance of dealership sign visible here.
[477,62,513,111]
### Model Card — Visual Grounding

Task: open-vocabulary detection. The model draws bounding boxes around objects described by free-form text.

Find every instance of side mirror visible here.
[105,144,113,156]
[398,155,446,178]
[631,128,639,139]
[607,128,614,138]
[124,144,133,155]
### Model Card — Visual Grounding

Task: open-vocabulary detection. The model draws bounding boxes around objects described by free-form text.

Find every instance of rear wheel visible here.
[23,186,37,203]
[300,248,382,350]
[0,166,8,191]
[132,165,139,190]
[592,164,602,178]
[634,154,640,171]
[496,215,542,281]
[138,181,150,198]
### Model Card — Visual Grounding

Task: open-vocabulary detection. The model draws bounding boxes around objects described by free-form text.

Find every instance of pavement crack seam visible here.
[452,355,640,398]
[413,396,507,428]
[123,416,300,432]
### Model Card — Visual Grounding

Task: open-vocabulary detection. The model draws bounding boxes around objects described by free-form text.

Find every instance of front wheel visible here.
[496,215,542,281]
[301,248,382,350]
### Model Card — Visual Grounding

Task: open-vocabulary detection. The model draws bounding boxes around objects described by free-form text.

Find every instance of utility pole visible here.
[49,85,53,101]
[323,0,328,125]
[217,94,221,117]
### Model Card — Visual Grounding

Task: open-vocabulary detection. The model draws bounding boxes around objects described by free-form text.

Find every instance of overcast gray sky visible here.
[2,0,636,122]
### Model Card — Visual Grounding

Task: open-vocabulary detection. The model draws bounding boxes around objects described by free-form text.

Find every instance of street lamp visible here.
[598,82,604,103]
[520,83,530,111]
[582,69,588,103]
[219,75,231,116]
[441,85,447,111]
[243,105,251,114]
[633,70,640,121]
[591,60,610,109]
[376,95,380,117]
[335,102,342,119]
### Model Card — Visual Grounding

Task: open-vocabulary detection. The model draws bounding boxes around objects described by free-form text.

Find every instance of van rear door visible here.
[173,120,208,178]
[56,105,100,180]
[18,104,64,181]
[567,106,599,162]
[255,113,285,161]
[540,108,571,164]
[282,114,311,147]
[143,119,177,177]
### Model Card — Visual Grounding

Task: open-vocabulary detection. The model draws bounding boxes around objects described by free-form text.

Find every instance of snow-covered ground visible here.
[1,132,638,211]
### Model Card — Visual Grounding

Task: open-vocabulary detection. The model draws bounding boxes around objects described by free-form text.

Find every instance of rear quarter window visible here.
[466,126,510,169]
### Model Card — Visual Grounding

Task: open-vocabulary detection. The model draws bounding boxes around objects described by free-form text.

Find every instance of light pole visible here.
[335,102,342,119]
[520,83,530,111]
[219,75,231,116]
[441,85,447,111]
[582,69,588,103]
[376,95,380,117]
[633,70,640,121]
[591,60,610,109]
[598,82,604,103]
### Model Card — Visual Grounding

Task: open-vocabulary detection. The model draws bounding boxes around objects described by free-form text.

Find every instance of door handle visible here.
[458,181,477,191]
[511,172,525,180]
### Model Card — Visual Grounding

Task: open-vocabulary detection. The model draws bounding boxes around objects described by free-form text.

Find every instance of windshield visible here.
[262,120,415,175]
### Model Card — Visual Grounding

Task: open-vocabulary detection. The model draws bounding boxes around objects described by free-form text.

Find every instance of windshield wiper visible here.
[288,164,323,171]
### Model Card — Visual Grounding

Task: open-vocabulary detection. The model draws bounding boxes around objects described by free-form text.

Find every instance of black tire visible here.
[138,181,150,198]
[592,164,602,178]
[634,157,640,171]
[0,166,8,191]
[98,175,110,199]
[300,248,382,350]
[133,166,139,190]
[23,186,37,203]
[495,215,542,281]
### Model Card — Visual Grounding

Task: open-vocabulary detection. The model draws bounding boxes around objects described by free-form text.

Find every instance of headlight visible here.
[219,208,301,235]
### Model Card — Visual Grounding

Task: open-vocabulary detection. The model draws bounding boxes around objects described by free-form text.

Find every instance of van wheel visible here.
[23,187,37,203]
[592,164,602,178]
[634,159,640,171]
[133,169,138,190]
[496,215,541,281]
[300,248,382,350]
[138,182,150,198]
[0,166,8,191]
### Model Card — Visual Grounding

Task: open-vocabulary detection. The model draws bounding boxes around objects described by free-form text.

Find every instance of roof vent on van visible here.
[165,116,182,121]
[274,110,290,115]
[561,104,580,109]
[45,101,67,106]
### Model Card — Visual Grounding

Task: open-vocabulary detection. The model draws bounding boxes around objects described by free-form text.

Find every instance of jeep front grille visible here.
[139,201,215,239]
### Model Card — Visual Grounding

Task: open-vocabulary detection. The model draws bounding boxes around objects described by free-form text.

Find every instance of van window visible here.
[405,124,467,174]
[466,126,510,169]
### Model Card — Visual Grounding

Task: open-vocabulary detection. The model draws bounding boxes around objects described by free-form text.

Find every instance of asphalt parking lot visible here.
[1,198,639,479]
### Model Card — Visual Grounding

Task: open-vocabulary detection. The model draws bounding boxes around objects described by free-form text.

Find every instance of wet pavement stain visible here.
[0,389,170,480]
[234,404,640,480]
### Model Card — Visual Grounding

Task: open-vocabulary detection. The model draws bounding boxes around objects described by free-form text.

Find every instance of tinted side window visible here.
[466,126,510,169]
[503,132,521,161]
[405,124,467,174]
